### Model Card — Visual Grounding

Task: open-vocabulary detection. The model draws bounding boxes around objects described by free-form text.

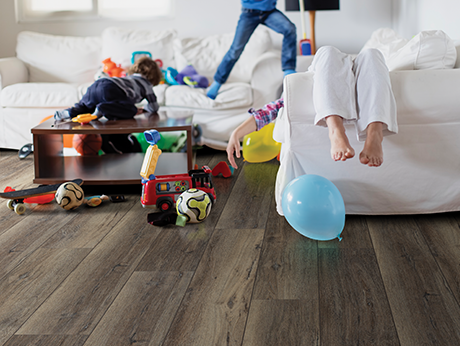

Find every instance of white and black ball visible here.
[176,188,212,223]
[55,182,84,210]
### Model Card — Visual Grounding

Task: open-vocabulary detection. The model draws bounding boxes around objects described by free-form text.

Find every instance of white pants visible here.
[308,46,398,141]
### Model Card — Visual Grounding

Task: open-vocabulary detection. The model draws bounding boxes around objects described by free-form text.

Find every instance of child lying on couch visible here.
[54,57,162,121]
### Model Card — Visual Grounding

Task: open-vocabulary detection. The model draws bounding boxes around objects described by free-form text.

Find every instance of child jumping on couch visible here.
[54,57,162,121]
[226,46,398,169]
[206,0,297,100]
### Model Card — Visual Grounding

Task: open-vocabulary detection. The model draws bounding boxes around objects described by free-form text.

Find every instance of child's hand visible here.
[136,107,145,115]
[226,130,241,170]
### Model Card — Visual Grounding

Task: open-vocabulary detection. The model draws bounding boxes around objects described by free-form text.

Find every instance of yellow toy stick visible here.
[140,130,162,181]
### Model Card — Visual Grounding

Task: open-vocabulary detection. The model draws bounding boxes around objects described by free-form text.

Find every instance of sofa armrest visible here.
[0,57,28,91]
[250,50,284,109]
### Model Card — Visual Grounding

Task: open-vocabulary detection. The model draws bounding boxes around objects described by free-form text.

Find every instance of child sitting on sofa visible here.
[54,57,162,121]
[226,46,398,169]
[206,0,297,99]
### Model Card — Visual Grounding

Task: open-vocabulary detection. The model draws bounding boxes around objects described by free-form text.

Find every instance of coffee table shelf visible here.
[32,111,194,185]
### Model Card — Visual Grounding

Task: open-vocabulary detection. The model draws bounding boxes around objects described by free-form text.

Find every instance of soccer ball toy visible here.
[55,182,85,210]
[176,188,212,223]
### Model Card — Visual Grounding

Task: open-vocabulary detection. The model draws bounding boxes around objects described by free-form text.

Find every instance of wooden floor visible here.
[1,147,460,346]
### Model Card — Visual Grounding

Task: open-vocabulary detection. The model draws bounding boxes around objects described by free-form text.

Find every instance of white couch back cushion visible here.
[101,27,177,69]
[16,31,101,84]
[173,26,272,84]
[363,28,457,71]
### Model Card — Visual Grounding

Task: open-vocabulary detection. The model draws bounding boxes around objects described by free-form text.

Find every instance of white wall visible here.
[0,0,393,59]
[392,0,460,40]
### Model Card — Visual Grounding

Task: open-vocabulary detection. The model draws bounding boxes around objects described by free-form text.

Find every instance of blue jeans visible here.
[213,8,297,84]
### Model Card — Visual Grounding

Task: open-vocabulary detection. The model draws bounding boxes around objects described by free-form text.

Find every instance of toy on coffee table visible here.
[72,113,98,125]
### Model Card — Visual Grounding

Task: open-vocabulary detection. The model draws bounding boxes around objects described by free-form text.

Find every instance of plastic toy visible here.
[211,161,233,178]
[164,67,179,85]
[175,65,209,88]
[0,179,83,215]
[147,211,187,227]
[242,122,281,163]
[141,166,216,212]
[102,58,125,77]
[176,188,212,223]
[55,181,85,211]
[72,113,98,125]
[18,143,33,159]
[85,194,109,207]
[131,51,152,64]
[281,174,345,241]
[140,130,162,181]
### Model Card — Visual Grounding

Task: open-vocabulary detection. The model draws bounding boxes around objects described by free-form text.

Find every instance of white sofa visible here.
[274,29,460,215]
[0,26,286,150]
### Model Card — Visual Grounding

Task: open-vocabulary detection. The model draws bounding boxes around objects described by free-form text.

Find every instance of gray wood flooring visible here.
[0,147,459,346]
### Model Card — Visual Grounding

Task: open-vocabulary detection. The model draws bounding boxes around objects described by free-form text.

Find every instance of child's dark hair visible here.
[128,57,162,86]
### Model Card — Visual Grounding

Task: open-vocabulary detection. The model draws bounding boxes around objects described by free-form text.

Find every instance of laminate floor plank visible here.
[0,206,80,281]
[40,195,139,249]
[216,160,278,229]
[242,299,317,346]
[162,228,264,346]
[319,248,400,345]
[3,335,87,346]
[83,271,193,346]
[367,215,460,346]
[0,248,90,345]
[252,198,318,300]
[414,213,460,304]
[16,204,160,336]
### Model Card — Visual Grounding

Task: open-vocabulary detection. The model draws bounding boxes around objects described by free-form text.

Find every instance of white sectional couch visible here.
[274,29,460,215]
[0,26,285,150]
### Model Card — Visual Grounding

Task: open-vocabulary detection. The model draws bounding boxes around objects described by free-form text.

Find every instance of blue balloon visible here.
[281,174,345,241]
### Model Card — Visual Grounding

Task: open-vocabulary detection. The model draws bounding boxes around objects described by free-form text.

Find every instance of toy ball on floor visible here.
[73,134,102,156]
[281,174,345,241]
[176,188,212,223]
[55,182,85,210]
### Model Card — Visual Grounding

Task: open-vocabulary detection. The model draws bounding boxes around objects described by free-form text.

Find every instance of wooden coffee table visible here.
[32,110,194,185]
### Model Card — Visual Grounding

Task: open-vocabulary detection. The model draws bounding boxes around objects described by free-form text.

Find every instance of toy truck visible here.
[141,165,216,212]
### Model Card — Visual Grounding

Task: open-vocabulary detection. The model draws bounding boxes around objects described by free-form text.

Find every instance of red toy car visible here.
[141,166,216,212]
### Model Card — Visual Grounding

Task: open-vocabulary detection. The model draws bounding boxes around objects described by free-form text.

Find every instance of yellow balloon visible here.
[242,122,281,163]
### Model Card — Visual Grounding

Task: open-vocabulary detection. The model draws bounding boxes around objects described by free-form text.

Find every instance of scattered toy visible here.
[147,211,187,227]
[0,179,83,215]
[211,161,234,178]
[55,181,85,211]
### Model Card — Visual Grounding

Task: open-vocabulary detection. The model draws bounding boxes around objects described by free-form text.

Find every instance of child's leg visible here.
[353,48,398,140]
[97,101,138,120]
[310,46,357,161]
[359,121,384,167]
[325,115,355,161]
[208,9,260,99]
[353,48,398,167]
[263,9,297,74]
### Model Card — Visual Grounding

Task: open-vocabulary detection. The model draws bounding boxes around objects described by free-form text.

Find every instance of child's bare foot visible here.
[359,122,384,167]
[326,115,355,161]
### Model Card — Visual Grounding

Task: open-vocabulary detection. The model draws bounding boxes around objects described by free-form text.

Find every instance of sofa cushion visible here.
[1,83,79,108]
[101,27,177,69]
[16,31,101,84]
[173,26,272,83]
[363,28,457,71]
[164,82,252,109]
